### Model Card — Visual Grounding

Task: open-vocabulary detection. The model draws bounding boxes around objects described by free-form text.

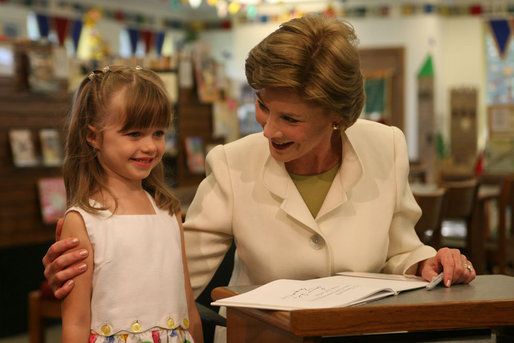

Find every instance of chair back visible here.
[438,178,480,253]
[440,178,480,220]
[413,188,447,249]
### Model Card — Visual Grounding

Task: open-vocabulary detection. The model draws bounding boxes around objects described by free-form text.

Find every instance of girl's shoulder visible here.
[61,209,88,241]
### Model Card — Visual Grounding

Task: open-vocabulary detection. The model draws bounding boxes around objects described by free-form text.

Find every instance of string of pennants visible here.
[6,0,514,59]
[34,13,174,56]
[5,0,514,29]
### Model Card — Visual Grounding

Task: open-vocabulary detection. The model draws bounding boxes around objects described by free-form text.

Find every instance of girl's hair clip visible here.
[88,72,95,80]
[102,66,110,73]
[135,65,143,70]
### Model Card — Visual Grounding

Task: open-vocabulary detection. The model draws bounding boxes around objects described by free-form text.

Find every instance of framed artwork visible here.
[37,177,67,224]
[9,129,38,167]
[39,128,63,166]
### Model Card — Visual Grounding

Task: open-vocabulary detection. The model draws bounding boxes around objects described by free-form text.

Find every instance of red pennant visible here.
[115,10,124,22]
[53,16,70,46]
[469,5,482,15]
[140,30,153,54]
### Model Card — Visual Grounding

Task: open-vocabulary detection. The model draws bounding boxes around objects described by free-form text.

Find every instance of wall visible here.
[217,15,485,160]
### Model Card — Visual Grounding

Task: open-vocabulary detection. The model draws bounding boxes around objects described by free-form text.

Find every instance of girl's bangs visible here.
[120,82,171,131]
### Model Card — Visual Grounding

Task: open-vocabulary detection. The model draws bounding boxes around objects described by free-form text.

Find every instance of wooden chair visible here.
[28,284,60,343]
[439,178,480,255]
[413,187,447,250]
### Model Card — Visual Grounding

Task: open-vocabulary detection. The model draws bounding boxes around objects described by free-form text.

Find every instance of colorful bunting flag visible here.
[155,31,165,56]
[71,19,82,54]
[127,27,139,56]
[489,19,512,59]
[53,16,69,46]
[140,30,153,54]
[36,13,49,38]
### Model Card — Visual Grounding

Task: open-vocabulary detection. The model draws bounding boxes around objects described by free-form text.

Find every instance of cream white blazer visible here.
[184,119,436,297]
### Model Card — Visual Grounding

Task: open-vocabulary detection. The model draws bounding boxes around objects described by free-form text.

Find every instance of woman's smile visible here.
[271,141,294,150]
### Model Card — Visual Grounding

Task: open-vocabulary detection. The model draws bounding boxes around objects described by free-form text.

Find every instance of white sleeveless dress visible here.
[67,193,194,343]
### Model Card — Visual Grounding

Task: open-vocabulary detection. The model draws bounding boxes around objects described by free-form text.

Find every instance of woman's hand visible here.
[418,247,476,287]
[42,218,89,299]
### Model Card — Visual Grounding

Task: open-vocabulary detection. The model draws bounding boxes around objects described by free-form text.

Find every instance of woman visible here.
[43,14,474,310]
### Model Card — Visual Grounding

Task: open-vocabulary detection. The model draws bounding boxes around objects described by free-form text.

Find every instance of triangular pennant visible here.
[489,19,512,59]
[127,27,139,55]
[71,19,82,54]
[140,30,153,54]
[53,16,69,46]
[155,31,165,56]
[418,55,434,77]
[36,13,49,38]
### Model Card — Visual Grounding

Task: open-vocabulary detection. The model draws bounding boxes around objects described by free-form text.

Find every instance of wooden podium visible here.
[212,275,514,342]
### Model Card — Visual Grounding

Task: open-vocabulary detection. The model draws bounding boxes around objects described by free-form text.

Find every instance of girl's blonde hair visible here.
[64,65,180,215]
[245,14,365,128]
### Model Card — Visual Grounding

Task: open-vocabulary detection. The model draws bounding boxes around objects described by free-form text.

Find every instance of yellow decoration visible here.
[207,0,219,6]
[130,321,142,333]
[167,317,175,328]
[228,1,241,14]
[100,324,111,336]
[183,318,190,329]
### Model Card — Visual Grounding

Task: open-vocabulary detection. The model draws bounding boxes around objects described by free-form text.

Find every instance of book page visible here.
[211,276,398,311]
[335,273,429,293]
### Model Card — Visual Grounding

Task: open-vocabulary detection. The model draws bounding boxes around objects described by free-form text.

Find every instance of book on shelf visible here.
[184,136,206,174]
[39,128,63,167]
[211,272,429,311]
[37,177,66,225]
[9,129,39,167]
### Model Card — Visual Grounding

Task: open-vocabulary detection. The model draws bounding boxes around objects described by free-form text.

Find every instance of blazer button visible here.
[310,234,324,249]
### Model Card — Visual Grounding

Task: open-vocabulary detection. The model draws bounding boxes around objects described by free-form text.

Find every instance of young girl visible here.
[60,65,203,343]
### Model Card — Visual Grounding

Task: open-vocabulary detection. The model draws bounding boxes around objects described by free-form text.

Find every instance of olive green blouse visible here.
[289,162,341,218]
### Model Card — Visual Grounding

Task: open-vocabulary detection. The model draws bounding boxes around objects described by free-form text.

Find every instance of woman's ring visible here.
[464,263,473,272]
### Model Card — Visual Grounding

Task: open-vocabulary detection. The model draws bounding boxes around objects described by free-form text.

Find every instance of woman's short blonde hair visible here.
[245,14,365,128]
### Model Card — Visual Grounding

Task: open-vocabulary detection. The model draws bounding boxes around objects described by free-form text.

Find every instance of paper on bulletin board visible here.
[484,136,514,173]
[488,105,514,138]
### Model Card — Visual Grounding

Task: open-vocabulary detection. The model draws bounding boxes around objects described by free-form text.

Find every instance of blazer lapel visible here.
[317,131,363,219]
[262,155,318,231]
[261,131,363,226]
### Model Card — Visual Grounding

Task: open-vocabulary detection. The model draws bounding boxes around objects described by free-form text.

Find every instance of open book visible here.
[211,273,429,311]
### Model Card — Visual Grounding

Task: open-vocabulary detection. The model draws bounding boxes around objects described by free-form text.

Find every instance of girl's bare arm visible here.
[60,211,94,343]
